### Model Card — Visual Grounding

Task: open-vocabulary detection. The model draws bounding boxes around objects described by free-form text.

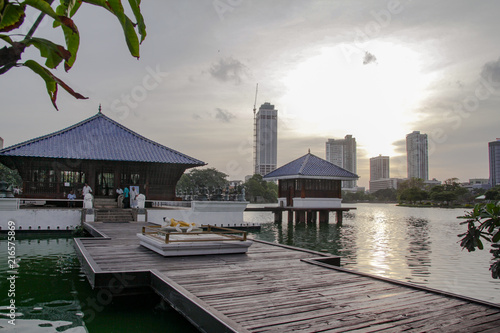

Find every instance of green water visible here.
[0,234,198,333]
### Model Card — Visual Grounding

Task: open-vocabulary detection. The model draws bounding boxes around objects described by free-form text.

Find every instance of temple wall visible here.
[0,209,81,231]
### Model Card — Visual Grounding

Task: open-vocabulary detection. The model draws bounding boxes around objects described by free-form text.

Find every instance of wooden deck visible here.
[75,222,500,333]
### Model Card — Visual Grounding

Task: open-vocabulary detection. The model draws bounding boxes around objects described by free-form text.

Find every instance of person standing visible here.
[123,186,130,208]
[130,186,138,208]
[67,191,76,207]
[115,186,123,202]
[82,183,92,198]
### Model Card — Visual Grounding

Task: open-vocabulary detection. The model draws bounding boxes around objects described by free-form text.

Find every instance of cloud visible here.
[363,51,377,65]
[208,57,249,84]
[214,108,235,123]
[480,57,500,87]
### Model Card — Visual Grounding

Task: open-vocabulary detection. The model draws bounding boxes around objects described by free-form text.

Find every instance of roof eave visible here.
[264,174,359,181]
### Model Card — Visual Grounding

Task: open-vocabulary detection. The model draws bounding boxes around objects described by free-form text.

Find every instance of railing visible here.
[142,225,247,244]
[18,198,84,207]
[148,200,192,208]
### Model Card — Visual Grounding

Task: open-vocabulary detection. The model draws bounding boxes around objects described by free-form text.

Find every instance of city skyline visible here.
[1,1,499,188]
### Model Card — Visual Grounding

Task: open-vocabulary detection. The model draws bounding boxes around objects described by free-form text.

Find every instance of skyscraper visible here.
[325,135,357,188]
[370,155,390,181]
[254,102,278,176]
[406,131,428,180]
[489,139,500,186]
[369,155,391,193]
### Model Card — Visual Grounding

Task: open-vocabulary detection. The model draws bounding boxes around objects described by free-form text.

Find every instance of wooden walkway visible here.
[75,222,500,333]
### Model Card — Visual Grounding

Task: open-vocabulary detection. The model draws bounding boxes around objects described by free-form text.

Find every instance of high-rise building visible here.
[370,155,390,181]
[369,155,393,192]
[254,102,278,176]
[406,131,428,180]
[489,139,500,186]
[325,135,357,188]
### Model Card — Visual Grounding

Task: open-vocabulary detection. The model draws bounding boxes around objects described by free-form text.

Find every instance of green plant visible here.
[72,223,87,236]
[0,0,146,109]
[458,203,500,278]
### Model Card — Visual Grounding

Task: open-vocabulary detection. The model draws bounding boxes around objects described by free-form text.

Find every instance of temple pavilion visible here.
[263,152,358,223]
[0,111,205,200]
[264,152,358,208]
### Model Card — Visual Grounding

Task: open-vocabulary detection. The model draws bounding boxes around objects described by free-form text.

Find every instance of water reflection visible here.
[247,203,500,304]
[406,216,431,284]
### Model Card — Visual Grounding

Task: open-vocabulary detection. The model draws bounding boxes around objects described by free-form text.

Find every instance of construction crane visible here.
[253,83,258,175]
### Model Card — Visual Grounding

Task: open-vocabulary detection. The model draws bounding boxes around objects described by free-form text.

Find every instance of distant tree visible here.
[398,178,425,192]
[176,168,228,193]
[430,191,457,205]
[0,0,146,109]
[459,203,500,278]
[398,187,428,204]
[243,174,277,203]
[372,188,397,202]
[0,162,21,187]
[342,190,373,202]
[485,187,500,201]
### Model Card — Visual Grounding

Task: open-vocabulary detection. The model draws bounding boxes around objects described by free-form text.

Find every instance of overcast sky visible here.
[2,0,500,188]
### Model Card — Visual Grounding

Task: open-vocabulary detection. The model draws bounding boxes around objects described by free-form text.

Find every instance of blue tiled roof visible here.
[263,153,358,180]
[0,112,206,165]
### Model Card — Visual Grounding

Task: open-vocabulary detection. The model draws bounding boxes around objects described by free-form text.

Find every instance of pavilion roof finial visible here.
[308,148,311,154]
[98,104,102,114]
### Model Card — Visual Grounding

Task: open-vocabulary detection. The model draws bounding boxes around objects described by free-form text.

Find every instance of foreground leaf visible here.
[23,59,87,110]
[23,37,71,69]
[0,3,26,32]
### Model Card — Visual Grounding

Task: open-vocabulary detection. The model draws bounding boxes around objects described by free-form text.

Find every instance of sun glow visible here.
[280,41,435,158]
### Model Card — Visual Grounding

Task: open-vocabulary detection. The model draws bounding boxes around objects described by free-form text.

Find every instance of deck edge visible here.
[150,269,252,333]
[302,257,500,310]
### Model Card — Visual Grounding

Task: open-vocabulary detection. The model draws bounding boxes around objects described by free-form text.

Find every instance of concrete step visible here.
[95,209,134,222]
[94,198,119,209]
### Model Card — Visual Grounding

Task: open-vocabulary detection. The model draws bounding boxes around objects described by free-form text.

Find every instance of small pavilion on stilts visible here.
[263,152,358,224]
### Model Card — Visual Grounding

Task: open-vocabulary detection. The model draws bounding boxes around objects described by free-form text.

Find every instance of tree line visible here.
[176,168,278,203]
[343,177,484,207]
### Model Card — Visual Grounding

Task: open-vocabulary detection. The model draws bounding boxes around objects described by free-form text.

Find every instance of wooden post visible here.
[319,210,329,223]
[287,210,293,223]
[307,210,317,223]
[336,210,343,225]
[274,210,282,223]
[295,210,305,223]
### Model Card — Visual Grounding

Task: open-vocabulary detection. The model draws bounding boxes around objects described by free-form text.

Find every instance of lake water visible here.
[247,203,500,305]
[1,203,499,332]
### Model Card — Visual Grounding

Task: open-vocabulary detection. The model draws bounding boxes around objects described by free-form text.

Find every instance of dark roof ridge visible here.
[298,153,311,175]
[0,111,206,165]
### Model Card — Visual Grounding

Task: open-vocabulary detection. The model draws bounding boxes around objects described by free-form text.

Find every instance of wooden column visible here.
[274,210,282,223]
[336,210,343,225]
[287,210,293,223]
[295,210,305,223]
[307,210,317,223]
[319,210,329,223]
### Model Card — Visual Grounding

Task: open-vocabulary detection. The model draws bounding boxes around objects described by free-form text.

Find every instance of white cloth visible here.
[82,185,92,196]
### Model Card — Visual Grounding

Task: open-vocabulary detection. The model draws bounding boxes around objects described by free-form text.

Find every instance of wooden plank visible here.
[75,222,500,333]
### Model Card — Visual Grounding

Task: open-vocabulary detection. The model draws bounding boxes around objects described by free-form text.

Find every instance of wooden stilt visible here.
[274,211,282,223]
[296,210,305,223]
[306,210,313,223]
[319,210,329,223]
[336,210,343,225]
[287,210,293,223]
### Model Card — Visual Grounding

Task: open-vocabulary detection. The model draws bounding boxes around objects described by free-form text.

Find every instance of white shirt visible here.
[82,185,92,196]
